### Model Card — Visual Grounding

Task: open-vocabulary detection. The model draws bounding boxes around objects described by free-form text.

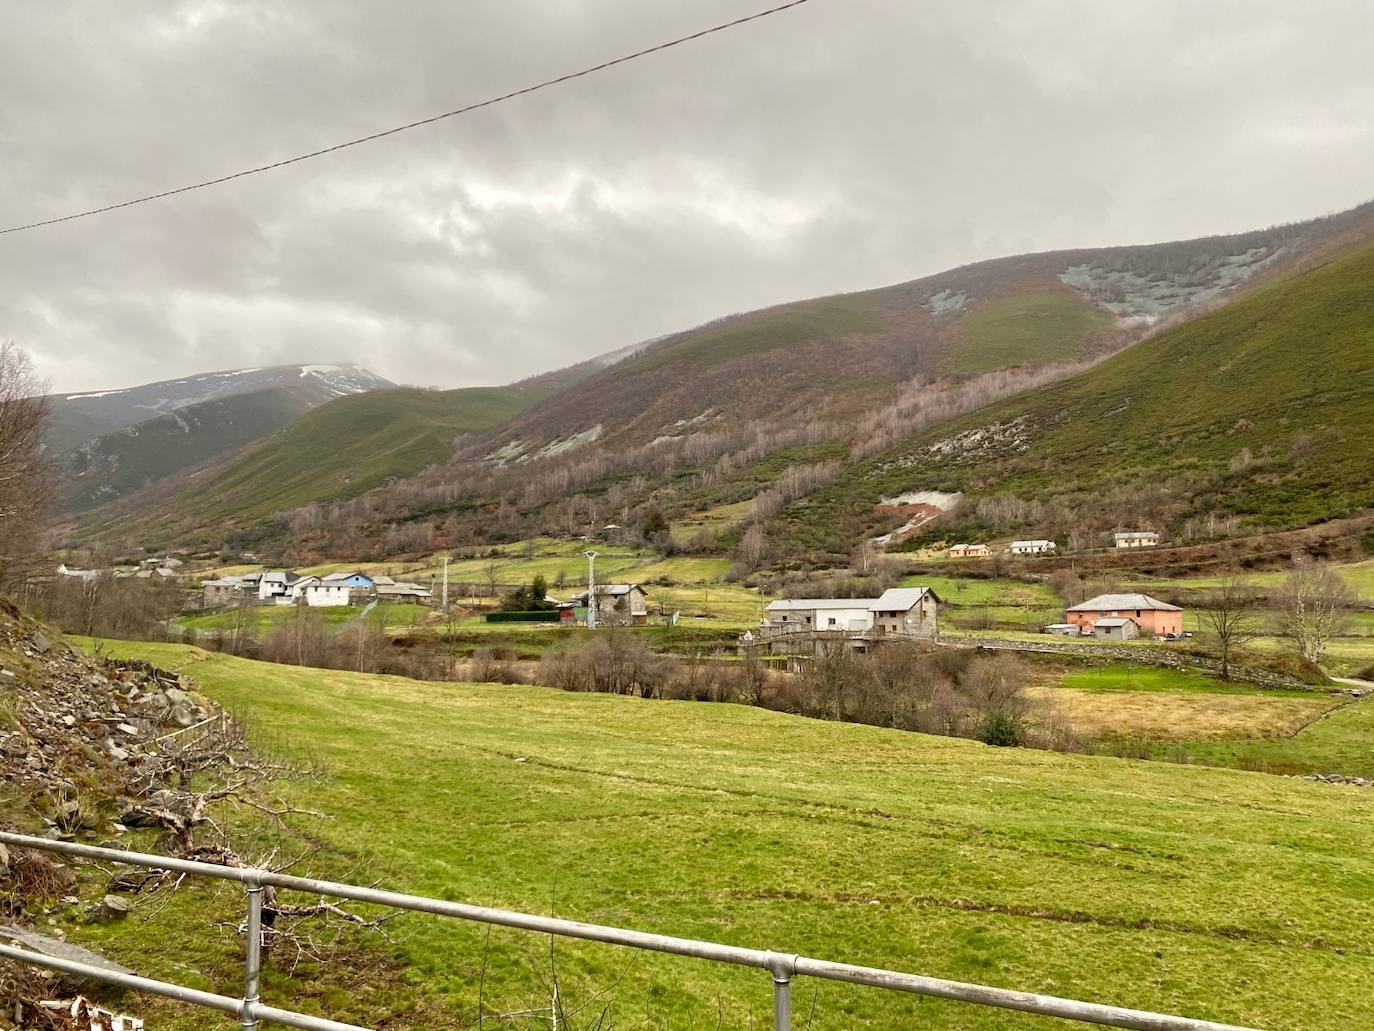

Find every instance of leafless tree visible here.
[1276,562,1355,665]
[738,523,769,570]
[1199,577,1259,679]
[0,342,53,593]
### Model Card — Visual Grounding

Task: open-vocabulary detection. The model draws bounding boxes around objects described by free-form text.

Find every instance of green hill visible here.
[471,202,1374,459]
[103,385,548,534]
[776,237,1374,561]
[74,640,1374,1029]
[58,388,313,514]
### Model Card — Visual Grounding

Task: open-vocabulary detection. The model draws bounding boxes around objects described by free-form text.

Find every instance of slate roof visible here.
[869,587,940,612]
[1067,593,1181,612]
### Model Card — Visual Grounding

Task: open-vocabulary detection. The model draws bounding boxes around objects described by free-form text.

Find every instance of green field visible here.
[626,295,887,373]
[1171,697,1374,776]
[939,290,1114,375]
[178,603,433,634]
[64,641,1374,1029]
[1058,662,1312,697]
[668,500,752,540]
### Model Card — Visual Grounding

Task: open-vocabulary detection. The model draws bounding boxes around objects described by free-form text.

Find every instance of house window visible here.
[828,617,837,627]
[1136,610,1141,617]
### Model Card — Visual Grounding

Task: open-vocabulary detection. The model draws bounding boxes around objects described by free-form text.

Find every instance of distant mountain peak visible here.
[46,363,394,456]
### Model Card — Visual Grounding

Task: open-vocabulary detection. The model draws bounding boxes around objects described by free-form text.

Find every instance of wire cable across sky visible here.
[0,0,811,237]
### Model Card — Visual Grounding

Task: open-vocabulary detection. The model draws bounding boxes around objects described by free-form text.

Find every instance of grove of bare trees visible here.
[1276,561,1355,665]
[0,342,52,594]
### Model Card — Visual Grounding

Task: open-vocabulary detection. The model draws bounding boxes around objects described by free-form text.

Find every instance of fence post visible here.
[766,952,797,1031]
[242,879,264,1030]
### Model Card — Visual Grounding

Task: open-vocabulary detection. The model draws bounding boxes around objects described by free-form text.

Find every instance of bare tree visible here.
[0,342,53,593]
[1199,577,1259,679]
[482,561,502,598]
[1276,562,1355,665]
[737,523,769,570]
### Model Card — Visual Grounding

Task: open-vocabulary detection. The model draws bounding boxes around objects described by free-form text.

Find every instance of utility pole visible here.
[584,550,598,630]
[441,555,449,612]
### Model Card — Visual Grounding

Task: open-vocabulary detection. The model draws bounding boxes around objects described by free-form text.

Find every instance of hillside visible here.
[80,383,559,538]
[57,387,314,513]
[774,235,1374,561]
[66,200,1374,560]
[472,201,1374,461]
[46,363,393,454]
[67,639,1374,1029]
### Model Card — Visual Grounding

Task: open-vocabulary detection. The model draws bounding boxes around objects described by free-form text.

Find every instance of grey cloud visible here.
[2,0,1371,392]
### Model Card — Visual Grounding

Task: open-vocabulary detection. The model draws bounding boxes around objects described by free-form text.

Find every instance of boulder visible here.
[0,924,136,994]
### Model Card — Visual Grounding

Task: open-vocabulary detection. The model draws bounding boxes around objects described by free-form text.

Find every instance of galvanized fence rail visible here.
[0,831,1262,1031]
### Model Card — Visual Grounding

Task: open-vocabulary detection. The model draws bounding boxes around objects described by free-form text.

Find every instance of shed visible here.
[1091,617,1140,641]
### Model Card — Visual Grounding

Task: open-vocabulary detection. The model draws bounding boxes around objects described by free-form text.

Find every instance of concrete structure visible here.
[1009,540,1056,556]
[1114,531,1160,549]
[868,587,940,638]
[765,599,873,632]
[948,543,990,558]
[576,583,649,625]
[1065,593,1184,638]
[1091,617,1140,641]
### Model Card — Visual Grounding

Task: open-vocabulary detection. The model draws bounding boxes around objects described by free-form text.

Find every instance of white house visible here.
[869,587,940,637]
[1010,540,1056,556]
[258,571,317,604]
[258,572,292,602]
[301,583,351,607]
[1114,531,1160,549]
[764,598,872,632]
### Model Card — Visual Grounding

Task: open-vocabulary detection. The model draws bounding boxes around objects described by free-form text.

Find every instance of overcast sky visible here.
[3,1,1372,394]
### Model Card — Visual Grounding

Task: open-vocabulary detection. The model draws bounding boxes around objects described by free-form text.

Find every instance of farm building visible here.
[948,543,990,558]
[201,577,249,607]
[764,599,873,632]
[376,581,434,604]
[1114,531,1160,549]
[1010,540,1056,555]
[575,583,649,625]
[1065,593,1183,638]
[869,587,940,638]
[1091,617,1139,641]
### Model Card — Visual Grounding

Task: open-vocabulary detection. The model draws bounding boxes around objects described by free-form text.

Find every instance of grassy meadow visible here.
[61,640,1374,1030]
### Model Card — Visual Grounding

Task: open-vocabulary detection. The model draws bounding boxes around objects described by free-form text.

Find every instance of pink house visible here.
[1065,593,1183,638]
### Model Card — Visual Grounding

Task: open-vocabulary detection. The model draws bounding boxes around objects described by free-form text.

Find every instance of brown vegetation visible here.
[0,342,53,595]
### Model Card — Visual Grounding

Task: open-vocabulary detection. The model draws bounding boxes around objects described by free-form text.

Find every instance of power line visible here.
[0,0,811,237]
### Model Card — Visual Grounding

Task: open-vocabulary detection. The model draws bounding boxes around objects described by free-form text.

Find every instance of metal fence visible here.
[0,831,1261,1031]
